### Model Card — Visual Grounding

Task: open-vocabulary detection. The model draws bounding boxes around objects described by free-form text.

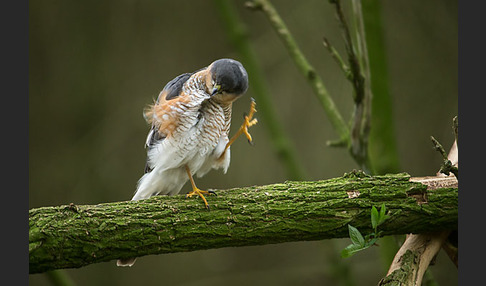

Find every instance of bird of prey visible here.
[117,58,257,267]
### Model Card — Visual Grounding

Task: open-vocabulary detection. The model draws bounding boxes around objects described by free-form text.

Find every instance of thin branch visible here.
[327,0,372,172]
[29,173,457,274]
[431,136,459,179]
[350,0,373,165]
[322,37,351,80]
[430,136,449,160]
[331,0,364,104]
[245,0,350,144]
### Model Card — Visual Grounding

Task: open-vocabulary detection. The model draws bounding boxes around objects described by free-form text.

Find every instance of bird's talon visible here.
[185,184,212,209]
[244,130,253,143]
[186,192,195,198]
[219,100,258,159]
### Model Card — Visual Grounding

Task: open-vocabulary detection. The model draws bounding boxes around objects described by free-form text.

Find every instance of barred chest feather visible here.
[146,76,233,177]
[171,82,231,159]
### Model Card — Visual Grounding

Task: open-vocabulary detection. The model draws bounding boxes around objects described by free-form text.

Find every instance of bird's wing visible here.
[158,65,208,101]
[145,72,195,147]
[143,71,201,173]
[158,72,193,102]
[143,127,162,173]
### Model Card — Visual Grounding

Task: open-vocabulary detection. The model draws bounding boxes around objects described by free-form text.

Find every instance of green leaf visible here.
[371,206,379,231]
[379,203,386,218]
[341,243,366,258]
[348,224,365,246]
[378,203,389,225]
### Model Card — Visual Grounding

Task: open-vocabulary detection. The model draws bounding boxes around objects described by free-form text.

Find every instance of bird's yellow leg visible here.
[185,165,215,209]
[220,99,258,159]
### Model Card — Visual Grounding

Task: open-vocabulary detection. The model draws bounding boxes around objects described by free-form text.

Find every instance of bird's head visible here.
[206,59,248,103]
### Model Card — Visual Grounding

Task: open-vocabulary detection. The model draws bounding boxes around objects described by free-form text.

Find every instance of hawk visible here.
[117,58,257,267]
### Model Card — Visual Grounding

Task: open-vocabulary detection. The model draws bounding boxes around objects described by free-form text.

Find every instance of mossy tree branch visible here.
[30,173,457,274]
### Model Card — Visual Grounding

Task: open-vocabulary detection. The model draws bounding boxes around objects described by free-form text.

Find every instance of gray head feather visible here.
[210,59,248,95]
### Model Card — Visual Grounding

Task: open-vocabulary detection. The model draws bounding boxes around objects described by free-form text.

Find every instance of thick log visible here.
[29,172,457,274]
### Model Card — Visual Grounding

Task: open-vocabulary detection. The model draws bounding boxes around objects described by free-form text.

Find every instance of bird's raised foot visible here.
[241,98,258,144]
[218,99,258,160]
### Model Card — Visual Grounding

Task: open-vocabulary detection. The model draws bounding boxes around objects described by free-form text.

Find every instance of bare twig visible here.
[431,136,459,179]
[330,0,364,104]
[322,37,351,80]
[350,0,373,167]
[430,136,449,160]
[328,0,372,172]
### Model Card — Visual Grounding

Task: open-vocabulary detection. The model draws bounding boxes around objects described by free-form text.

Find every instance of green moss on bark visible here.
[29,173,457,274]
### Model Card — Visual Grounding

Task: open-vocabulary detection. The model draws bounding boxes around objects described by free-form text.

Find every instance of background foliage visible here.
[29,0,457,285]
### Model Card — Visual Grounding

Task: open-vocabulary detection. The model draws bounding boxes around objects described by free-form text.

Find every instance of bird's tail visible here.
[117,258,137,267]
[133,167,186,200]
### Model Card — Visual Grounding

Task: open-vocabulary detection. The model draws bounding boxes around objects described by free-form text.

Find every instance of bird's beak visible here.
[211,84,221,96]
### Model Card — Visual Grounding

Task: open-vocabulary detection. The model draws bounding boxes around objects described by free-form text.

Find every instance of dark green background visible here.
[29,0,457,285]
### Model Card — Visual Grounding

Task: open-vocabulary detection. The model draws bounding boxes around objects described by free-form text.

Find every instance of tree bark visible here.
[379,231,450,286]
[29,172,457,274]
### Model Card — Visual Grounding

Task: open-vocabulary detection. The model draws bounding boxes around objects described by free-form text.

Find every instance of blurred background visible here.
[29,0,457,285]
